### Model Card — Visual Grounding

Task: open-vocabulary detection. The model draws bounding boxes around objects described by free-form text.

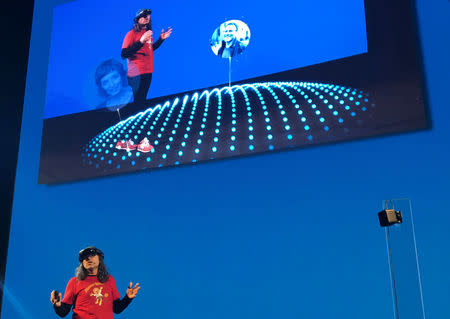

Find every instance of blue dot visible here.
[249,145,254,151]
[131,161,136,166]
[230,145,235,151]
[304,125,310,131]
[178,151,183,156]
[287,134,293,140]
[162,154,167,159]
[122,156,126,160]
[324,126,329,131]
[268,134,273,140]
[146,157,151,162]
[195,148,200,154]
[269,145,274,150]
[212,147,217,152]
[307,135,313,140]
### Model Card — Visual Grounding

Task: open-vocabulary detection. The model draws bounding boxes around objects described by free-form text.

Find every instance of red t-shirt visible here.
[62,275,121,319]
[122,29,154,77]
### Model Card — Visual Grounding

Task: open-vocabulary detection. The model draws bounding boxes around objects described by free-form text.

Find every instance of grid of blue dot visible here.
[82,81,374,171]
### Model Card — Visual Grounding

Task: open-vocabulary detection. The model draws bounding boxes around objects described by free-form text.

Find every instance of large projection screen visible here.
[38,0,427,184]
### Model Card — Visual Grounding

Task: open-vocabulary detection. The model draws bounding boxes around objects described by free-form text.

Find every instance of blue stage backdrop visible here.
[44,0,367,118]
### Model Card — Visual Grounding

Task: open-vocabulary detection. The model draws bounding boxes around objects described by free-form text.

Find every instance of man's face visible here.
[100,70,122,96]
[82,254,100,270]
[223,24,237,43]
[138,14,151,26]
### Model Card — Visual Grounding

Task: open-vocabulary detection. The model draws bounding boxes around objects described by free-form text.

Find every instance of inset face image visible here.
[92,59,133,111]
[100,70,122,96]
[210,20,251,58]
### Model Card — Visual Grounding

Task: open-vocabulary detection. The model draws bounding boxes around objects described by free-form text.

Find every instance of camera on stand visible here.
[378,209,402,227]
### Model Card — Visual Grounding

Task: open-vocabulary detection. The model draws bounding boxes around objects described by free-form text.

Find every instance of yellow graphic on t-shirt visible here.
[90,287,109,306]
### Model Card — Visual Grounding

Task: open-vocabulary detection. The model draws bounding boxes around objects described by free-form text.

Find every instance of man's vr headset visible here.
[135,9,152,22]
[78,246,104,262]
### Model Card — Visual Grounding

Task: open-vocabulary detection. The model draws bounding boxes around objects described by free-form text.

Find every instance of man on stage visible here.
[121,8,173,107]
[50,246,140,318]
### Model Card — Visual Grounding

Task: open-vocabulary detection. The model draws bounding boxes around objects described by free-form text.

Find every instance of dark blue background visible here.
[2,0,450,318]
[44,0,367,118]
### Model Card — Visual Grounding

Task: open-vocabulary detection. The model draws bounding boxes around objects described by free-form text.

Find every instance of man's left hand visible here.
[126,282,141,299]
[160,27,173,40]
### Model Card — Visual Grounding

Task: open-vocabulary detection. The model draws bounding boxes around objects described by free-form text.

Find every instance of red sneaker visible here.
[137,137,154,153]
[115,140,127,150]
[126,140,137,151]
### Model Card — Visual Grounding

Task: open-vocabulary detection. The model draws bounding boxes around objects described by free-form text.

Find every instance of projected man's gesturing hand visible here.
[160,27,173,40]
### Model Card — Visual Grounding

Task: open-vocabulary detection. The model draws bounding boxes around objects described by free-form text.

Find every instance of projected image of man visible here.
[218,22,246,58]
[121,8,172,107]
[50,247,140,318]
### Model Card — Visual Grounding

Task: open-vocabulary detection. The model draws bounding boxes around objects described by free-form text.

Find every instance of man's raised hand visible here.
[50,290,62,307]
[126,282,141,299]
[160,27,173,40]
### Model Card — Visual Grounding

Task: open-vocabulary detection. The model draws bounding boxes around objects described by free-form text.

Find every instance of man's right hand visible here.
[50,290,62,307]
[140,30,153,43]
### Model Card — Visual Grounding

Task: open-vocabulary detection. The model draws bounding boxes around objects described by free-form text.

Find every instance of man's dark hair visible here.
[75,255,110,283]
